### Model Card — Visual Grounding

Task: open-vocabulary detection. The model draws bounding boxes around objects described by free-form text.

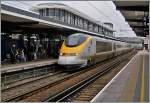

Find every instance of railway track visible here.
[1,51,136,102]
[44,52,135,102]
[2,64,98,102]
[18,51,136,102]
[1,71,67,101]
[65,58,132,102]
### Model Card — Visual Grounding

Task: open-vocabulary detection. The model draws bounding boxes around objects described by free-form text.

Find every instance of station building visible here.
[1,3,115,64]
[32,3,114,36]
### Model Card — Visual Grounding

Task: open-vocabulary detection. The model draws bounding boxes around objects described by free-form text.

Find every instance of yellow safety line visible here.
[140,54,145,102]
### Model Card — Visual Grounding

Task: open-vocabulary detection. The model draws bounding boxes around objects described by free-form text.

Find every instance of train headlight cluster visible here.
[60,53,63,56]
[60,53,79,56]
[75,53,79,56]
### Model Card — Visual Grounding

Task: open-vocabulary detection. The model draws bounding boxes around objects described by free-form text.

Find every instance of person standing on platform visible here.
[30,42,36,60]
[20,49,26,62]
[38,44,42,58]
[30,42,34,60]
[10,44,16,63]
[23,43,28,61]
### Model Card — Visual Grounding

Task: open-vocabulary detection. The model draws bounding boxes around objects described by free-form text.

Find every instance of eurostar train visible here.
[58,33,139,70]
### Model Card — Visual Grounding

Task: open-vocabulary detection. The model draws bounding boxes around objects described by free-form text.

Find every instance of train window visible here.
[116,43,122,49]
[96,41,112,53]
[65,34,87,47]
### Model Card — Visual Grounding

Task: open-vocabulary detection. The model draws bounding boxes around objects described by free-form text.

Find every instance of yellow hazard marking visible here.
[140,55,145,102]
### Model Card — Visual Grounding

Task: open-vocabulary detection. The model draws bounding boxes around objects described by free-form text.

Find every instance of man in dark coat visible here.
[10,44,16,63]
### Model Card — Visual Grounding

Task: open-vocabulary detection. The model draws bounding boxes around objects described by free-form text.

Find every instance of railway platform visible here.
[1,59,57,73]
[91,50,149,102]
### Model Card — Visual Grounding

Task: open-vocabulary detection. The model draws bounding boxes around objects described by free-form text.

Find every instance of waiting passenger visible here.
[37,44,42,58]
[20,49,26,62]
[30,43,36,60]
[16,49,26,63]
[15,49,20,63]
[10,44,17,63]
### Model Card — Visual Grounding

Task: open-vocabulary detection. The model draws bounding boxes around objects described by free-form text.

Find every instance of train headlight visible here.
[60,53,63,56]
[75,53,79,56]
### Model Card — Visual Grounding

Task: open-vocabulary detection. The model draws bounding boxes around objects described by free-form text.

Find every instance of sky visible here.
[2,0,137,37]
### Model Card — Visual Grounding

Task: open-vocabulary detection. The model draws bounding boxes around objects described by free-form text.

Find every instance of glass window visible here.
[39,9,44,16]
[64,11,68,23]
[102,28,105,34]
[110,31,113,35]
[78,17,80,26]
[43,9,46,16]
[49,9,54,17]
[60,9,65,22]
[80,18,83,27]
[68,12,71,24]
[83,20,88,29]
[65,34,88,47]
[70,13,74,25]
[74,16,78,26]
[89,22,93,31]
[116,43,122,49]
[98,26,102,33]
[78,17,80,27]
[54,9,59,20]
[94,25,98,32]
[96,41,112,53]
[46,8,49,16]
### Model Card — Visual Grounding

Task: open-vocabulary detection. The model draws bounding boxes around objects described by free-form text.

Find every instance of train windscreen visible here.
[65,34,87,47]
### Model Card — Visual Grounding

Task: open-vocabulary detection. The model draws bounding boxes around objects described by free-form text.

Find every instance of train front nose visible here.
[58,56,86,65]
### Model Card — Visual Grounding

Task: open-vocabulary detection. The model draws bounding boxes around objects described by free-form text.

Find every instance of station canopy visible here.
[114,1,149,37]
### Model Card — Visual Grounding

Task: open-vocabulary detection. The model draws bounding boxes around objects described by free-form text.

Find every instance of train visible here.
[58,33,141,70]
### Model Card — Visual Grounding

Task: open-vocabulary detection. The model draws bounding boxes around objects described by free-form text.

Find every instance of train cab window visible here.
[65,34,87,47]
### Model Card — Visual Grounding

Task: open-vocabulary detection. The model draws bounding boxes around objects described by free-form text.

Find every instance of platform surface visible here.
[1,59,57,73]
[91,50,149,102]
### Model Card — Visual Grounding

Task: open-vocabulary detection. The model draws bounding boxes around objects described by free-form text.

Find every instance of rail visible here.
[44,54,126,102]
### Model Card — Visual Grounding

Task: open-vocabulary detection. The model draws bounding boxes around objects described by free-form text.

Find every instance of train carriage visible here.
[58,33,135,71]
